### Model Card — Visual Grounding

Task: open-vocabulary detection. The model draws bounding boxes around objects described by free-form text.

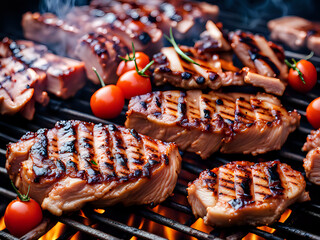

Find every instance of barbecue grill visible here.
[1,1,320,239]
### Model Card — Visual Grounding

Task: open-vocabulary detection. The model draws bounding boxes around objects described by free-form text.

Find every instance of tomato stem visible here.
[304,51,314,61]
[284,59,306,84]
[11,181,30,202]
[131,42,153,77]
[164,27,200,66]
[92,67,105,87]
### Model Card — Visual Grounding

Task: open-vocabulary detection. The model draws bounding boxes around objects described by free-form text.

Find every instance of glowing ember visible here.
[0,217,5,231]
[190,218,213,234]
[242,209,292,240]
[94,209,105,214]
[39,222,65,240]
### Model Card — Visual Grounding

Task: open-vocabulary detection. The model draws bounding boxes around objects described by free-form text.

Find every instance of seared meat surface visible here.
[0,57,48,120]
[0,38,86,99]
[125,90,300,159]
[268,16,320,55]
[6,120,181,216]
[303,129,320,185]
[187,160,309,227]
[75,33,128,84]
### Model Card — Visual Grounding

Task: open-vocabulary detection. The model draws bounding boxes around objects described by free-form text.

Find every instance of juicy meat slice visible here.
[229,31,288,81]
[187,160,309,227]
[268,16,320,55]
[194,21,231,53]
[152,47,249,91]
[75,33,128,84]
[0,57,48,120]
[125,90,300,159]
[302,129,320,185]
[0,38,86,99]
[304,148,320,185]
[6,120,181,216]
[302,128,320,152]
[22,12,82,58]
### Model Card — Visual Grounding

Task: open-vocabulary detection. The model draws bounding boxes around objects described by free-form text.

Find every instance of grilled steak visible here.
[22,12,82,58]
[125,90,300,159]
[302,129,320,185]
[75,33,128,84]
[6,120,181,216]
[152,47,249,92]
[302,128,320,152]
[268,16,320,55]
[187,160,309,227]
[229,31,288,84]
[0,38,86,99]
[0,57,48,120]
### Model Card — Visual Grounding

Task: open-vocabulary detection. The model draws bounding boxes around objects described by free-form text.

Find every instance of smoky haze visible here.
[39,0,87,18]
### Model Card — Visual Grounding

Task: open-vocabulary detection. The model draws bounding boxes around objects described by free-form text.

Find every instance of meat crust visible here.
[125,90,300,159]
[6,120,181,216]
[187,160,309,227]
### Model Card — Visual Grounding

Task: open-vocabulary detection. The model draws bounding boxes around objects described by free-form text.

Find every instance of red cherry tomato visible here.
[90,85,125,119]
[4,198,43,237]
[116,52,150,76]
[306,97,320,129]
[288,59,317,93]
[116,70,152,99]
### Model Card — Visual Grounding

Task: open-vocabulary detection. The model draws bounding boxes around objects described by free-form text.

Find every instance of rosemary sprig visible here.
[11,180,30,201]
[92,67,105,87]
[285,58,305,84]
[164,27,200,66]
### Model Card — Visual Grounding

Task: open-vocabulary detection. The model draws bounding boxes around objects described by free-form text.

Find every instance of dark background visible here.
[1,0,320,39]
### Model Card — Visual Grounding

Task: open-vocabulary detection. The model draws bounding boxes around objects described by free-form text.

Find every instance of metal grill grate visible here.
[1,4,320,240]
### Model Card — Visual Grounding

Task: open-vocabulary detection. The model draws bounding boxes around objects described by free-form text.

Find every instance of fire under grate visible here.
[1,2,320,240]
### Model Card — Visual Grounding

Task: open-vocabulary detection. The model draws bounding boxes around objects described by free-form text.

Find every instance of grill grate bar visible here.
[0,231,19,240]
[58,216,121,240]
[278,151,304,162]
[136,208,221,240]
[0,187,16,199]
[83,209,167,240]
[161,200,193,215]
[56,227,78,240]
[272,222,320,240]
[249,228,284,240]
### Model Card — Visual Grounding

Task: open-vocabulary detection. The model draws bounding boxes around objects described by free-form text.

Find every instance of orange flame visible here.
[39,222,65,240]
[0,217,5,231]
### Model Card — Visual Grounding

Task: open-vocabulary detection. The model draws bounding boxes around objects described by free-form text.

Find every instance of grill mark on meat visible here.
[237,32,280,76]
[267,163,284,196]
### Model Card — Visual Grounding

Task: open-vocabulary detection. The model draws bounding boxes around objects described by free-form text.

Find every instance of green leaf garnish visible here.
[91,160,98,165]
[164,27,200,66]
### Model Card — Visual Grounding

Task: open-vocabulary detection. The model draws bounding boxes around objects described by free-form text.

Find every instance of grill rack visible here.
[1,6,320,240]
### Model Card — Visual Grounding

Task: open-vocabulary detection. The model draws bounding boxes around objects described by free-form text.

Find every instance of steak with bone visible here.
[6,120,181,216]
[0,38,86,99]
[187,160,309,227]
[302,129,320,185]
[125,90,300,159]
[268,16,320,56]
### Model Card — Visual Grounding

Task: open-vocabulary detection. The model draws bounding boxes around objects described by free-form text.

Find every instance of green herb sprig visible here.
[118,43,154,77]
[164,27,200,66]
[11,181,30,201]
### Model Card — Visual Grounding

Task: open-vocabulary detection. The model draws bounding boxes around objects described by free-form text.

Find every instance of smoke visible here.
[216,0,315,28]
[39,0,87,18]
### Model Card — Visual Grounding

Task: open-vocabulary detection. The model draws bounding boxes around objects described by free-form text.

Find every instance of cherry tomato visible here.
[90,85,125,119]
[116,70,152,99]
[116,52,150,76]
[306,97,320,129]
[288,59,317,93]
[4,198,43,237]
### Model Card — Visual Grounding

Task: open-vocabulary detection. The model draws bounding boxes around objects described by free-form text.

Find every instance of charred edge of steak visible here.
[26,120,169,185]
[234,31,281,77]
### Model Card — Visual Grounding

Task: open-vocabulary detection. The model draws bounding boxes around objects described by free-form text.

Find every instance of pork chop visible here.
[125,90,300,159]
[6,120,181,216]
[187,160,309,227]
